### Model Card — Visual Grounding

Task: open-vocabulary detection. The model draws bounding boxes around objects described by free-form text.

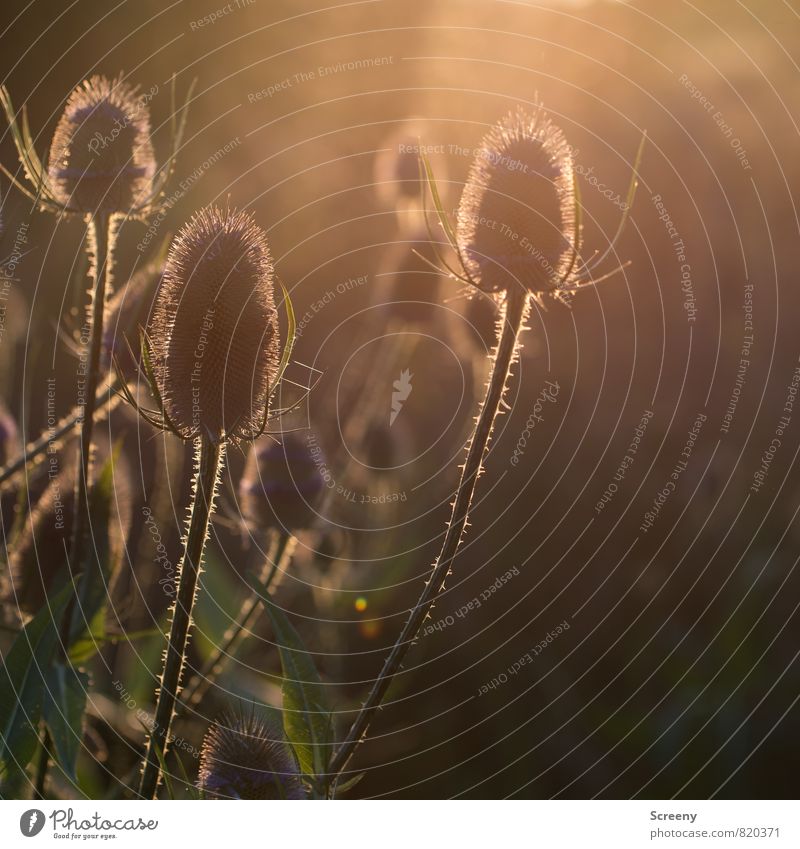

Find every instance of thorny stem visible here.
[329,285,529,778]
[138,436,224,799]
[42,213,116,794]
[177,530,296,715]
[67,213,116,582]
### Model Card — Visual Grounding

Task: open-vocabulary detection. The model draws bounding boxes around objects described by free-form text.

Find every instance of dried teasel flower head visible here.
[47,75,155,214]
[456,106,576,297]
[375,128,450,237]
[150,205,280,443]
[198,710,305,799]
[240,431,326,532]
[374,129,433,206]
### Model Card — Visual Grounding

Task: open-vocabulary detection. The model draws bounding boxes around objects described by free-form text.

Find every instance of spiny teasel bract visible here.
[198,709,305,799]
[149,205,280,442]
[48,75,155,215]
[456,106,577,298]
[240,431,325,532]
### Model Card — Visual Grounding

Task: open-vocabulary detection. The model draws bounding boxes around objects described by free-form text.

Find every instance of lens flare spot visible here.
[354,596,368,612]
[359,620,381,640]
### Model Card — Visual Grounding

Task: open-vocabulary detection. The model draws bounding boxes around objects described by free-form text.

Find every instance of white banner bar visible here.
[1,800,797,848]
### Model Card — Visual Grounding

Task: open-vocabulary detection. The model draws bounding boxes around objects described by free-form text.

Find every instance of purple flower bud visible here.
[239,432,325,532]
[198,710,305,800]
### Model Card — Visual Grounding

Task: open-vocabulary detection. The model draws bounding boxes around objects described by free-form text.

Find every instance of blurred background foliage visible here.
[1,0,799,798]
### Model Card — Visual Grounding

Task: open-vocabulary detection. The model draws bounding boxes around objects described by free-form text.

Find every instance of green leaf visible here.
[152,737,176,800]
[171,746,201,801]
[272,280,296,397]
[581,129,647,273]
[420,150,459,251]
[0,584,73,777]
[258,596,331,779]
[43,663,89,781]
[332,771,365,797]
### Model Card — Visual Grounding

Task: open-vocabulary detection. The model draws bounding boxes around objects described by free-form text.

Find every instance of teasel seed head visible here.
[47,75,155,215]
[150,205,280,443]
[240,432,325,532]
[456,106,576,297]
[374,130,427,206]
[198,710,305,799]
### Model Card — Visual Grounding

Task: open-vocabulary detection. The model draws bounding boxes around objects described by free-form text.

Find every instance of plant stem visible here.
[68,213,116,576]
[42,214,116,794]
[329,284,528,778]
[34,728,51,799]
[177,530,296,715]
[0,375,121,493]
[138,436,224,799]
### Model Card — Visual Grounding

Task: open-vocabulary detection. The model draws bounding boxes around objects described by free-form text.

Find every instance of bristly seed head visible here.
[198,710,305,800]
[374,128,435,207]
[150,205,280,443]
[48,75,155,215]
[456,106,576,297]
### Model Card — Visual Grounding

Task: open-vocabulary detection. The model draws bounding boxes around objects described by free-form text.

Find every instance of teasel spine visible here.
[138,435,225,798]
[329,284,528,778]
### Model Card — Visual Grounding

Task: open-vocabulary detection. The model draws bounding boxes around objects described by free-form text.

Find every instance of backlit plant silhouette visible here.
[329,105,643,779]
[128,204,293,797]
[0,73,191,795]
[0,79,642,803]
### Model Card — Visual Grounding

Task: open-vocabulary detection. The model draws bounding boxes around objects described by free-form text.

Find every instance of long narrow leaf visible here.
[420,151,459,251]
[43,664,89,781]
[0,584,74,777]
[271,281,296,397]
[258,596,331,778]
